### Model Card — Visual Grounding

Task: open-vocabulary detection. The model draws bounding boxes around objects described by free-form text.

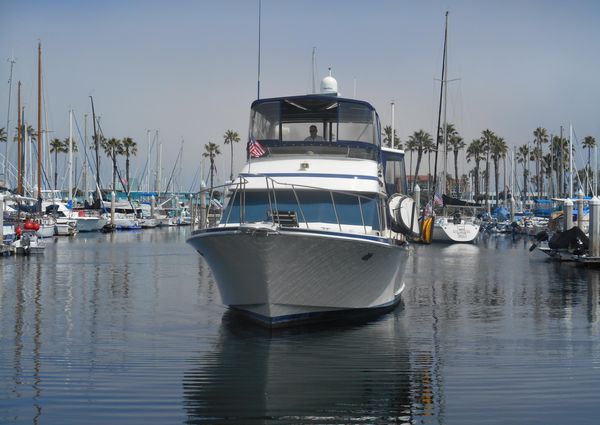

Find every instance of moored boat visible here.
[187,75,417,327]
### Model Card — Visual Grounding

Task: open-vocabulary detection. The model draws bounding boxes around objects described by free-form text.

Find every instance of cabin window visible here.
[337,103,376,144]
[384,158,407,194]
[222,190,381,229]
[250,101,280,141]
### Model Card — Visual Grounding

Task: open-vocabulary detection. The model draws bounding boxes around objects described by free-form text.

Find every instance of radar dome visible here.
[320,67,339,96]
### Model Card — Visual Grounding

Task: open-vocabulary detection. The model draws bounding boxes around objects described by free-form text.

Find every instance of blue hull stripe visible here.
[239,172,380,182]
[191,226,392,245]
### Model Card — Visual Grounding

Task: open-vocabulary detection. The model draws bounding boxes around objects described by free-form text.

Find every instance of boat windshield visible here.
[249,96,380,157]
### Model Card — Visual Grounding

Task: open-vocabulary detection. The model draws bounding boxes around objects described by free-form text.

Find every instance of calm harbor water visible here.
[1,228,599,424]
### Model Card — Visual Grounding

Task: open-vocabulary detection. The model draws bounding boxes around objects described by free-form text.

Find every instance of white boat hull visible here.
[74,216,106,232]
[12,232,46,255]
[188,226,407,326]
[432,216,480,243]
[36,224,55,238]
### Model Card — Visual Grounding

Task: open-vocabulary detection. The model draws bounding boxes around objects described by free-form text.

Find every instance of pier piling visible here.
[577,190,585,230]
[564,199,573,231]
[589,196,600,257]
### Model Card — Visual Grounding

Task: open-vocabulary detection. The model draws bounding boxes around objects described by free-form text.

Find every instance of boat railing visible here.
[222,175,379,235]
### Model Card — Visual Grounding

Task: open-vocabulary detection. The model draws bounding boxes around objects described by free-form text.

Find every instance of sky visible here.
[1,0,600,192]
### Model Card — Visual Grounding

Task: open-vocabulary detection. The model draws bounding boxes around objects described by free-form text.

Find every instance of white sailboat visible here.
[430,11,480,243]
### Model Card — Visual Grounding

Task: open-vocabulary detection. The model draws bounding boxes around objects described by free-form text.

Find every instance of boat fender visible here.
[387,194,405,234]
[387,194,420,237]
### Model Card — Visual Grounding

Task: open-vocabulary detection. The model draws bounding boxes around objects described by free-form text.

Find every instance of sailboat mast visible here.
[37,42,42,201]
[17,81,22,195]
[68,109,73,201]
[569,124,573,198]
[3,56,16,184]
[83,113,88,196]
[431,11,449,202]
[442,26,449,197]
[90,96,100,198]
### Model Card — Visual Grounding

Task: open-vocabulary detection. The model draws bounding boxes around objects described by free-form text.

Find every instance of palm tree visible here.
[0,127,6,143]
[582,136,596,195]
[490,136,508,206]
[407,130,433,192]
[515,144,530,199]
[448,133,465,197]
[13,124,37,142]
[121,137,137,193]
[63,137,79,195]
[102,137,123,190]
[466,138,484,202]
[223,130,240,181]
[480,129,495,206]
[542,153,555,198]
[424,135,436,192]
[404,136,416,187]
[382,125,401,149]
[551,135,568,197]
[49,138,67,190]
[203,142,221,192]
[533,127,548,198]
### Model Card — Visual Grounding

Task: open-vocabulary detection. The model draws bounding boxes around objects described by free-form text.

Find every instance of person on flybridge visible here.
[304,125,324,141]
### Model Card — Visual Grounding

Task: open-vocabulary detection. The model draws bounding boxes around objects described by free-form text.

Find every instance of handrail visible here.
[221,174,382,235]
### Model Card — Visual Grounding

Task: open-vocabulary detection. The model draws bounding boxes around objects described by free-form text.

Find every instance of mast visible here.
[146,129,151,192]
[442,27,449,198]
[68,109,73,201]
[90,96,100,200]
[83,113,88,197]
[17,81,22,195]
[3,55,16,184]
[431,11,449,203]
[37,42,42,201]
[569,124,573,198]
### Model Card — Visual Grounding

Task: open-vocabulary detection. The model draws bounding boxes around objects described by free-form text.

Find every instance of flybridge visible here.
[248,95,381,158]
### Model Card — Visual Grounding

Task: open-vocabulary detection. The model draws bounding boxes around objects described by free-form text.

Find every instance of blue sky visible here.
[1,0,599,190]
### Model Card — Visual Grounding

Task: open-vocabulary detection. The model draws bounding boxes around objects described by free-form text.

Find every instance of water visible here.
[1,229,599,424]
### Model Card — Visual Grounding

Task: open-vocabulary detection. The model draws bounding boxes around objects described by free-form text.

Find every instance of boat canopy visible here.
[249,95,381,158]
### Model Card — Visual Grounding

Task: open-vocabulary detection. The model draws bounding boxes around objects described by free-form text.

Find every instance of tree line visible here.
[0,125,137,194]
[382,125,597,204]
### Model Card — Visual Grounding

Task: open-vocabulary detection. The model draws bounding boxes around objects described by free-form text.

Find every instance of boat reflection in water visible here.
[183,310,441,423]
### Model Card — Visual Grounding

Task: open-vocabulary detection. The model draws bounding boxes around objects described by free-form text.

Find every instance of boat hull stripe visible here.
[239,172,380,182]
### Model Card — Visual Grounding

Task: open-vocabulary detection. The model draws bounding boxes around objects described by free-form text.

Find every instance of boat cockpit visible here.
[249,95,381,159]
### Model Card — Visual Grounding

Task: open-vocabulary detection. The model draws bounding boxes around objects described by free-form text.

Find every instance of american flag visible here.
[433,193,444,206]
[248,137,266,158]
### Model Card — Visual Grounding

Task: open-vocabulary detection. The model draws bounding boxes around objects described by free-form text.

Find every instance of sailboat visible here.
[430,12,480,243]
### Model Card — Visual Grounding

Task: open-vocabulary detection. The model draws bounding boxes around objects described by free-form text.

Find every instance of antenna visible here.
[390,101,395,148]
[312,47,317,94]
[257,0,262,99]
